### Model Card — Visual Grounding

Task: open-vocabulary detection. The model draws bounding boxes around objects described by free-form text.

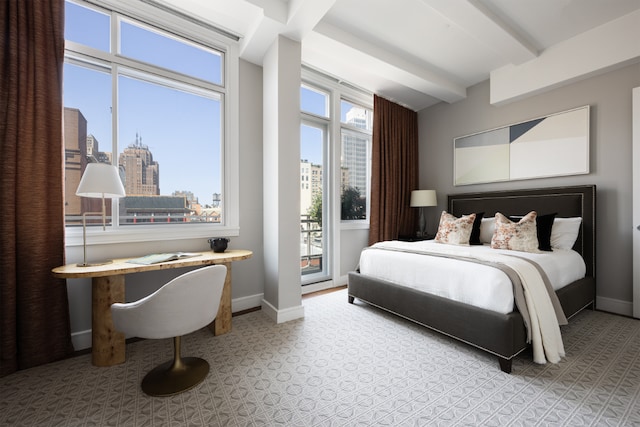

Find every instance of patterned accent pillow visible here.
[491,211,540,253]
[435,211,476,245]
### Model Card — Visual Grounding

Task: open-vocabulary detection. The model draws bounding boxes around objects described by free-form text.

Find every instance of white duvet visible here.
[358,240,586,315]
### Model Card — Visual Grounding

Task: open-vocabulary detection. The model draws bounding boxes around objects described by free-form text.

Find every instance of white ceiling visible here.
[155,0,640,110]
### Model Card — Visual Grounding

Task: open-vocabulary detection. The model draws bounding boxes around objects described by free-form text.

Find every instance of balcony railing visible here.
[301,215,322,276]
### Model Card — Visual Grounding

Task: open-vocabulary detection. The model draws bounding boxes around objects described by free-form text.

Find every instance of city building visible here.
[63,107,87,218]
[341,108,370,195]
[300,159,322,215]
[63,108,103,221]
[118,133,160,196]
[86,134,111,164]
[119,195,193,224]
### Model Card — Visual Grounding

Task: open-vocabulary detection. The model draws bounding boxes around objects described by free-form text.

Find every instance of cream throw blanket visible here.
[474,251,566,364]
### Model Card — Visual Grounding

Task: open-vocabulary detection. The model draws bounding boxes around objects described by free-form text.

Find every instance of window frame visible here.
[339,97,372,225]
[63,0,239,247]
[301,68,373,232]
[300,117,332,285]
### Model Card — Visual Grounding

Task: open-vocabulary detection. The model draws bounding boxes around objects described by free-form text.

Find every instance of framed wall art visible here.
[454,105,590,186]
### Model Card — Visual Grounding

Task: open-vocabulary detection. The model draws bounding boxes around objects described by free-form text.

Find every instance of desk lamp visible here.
[76,163,126,267]
[410,189,437,238]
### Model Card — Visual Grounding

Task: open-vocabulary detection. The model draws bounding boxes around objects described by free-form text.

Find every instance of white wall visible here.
[340,229,368,277]
[418,63,640,316]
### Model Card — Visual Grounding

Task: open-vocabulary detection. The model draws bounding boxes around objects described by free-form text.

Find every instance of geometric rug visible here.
[1,288,639,426]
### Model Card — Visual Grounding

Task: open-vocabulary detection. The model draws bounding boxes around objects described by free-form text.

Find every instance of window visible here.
[301,85,330,282]
[63,0,238,240]
[300,74,373,227]
[299,74,372,285]
[340,100,372,221]
[301,84,329,118]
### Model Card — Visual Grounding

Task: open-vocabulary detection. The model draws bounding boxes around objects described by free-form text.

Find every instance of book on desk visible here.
[126,252,200,265]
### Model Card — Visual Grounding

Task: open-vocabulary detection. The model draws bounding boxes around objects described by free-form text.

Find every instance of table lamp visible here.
[76,163,126,267]
[410,189,437,237]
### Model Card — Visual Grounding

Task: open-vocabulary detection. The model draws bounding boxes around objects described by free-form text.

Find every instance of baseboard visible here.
[261,298,305,324]
[71,292,268,351]
[233,293,264,312]
[596,296,633,317]
[71,329,92,352]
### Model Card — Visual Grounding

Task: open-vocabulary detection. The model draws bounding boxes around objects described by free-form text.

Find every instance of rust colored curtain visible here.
[369,95,419,245]
[0,0,73,376]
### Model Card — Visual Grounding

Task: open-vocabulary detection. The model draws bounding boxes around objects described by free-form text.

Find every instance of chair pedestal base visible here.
[141,357,210,397]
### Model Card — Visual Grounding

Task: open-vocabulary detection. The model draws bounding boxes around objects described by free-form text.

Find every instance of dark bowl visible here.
[208,237,229,253]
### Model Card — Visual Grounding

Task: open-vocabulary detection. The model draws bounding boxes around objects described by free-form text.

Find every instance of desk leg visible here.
[209,262,232,335]
[92,275,126,367]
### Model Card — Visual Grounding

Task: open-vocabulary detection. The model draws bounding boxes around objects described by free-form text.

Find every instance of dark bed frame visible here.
[348,185,596,373]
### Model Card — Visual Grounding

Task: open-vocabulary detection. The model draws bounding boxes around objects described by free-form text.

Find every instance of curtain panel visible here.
[0,0,74,376]
[369,95,419,245]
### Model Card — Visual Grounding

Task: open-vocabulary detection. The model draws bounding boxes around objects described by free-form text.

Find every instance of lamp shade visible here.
[76,163,126,198]
[410,190,437,207]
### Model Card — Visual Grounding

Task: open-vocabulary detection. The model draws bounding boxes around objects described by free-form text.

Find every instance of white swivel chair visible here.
[111,264,227,397]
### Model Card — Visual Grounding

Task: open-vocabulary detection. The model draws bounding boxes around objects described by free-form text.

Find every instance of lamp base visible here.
[76,260,113,267]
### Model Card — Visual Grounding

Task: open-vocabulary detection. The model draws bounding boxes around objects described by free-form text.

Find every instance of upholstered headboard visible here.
[448,185,596,277]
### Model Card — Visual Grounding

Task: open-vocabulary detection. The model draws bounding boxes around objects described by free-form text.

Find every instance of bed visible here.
[347,185,596,373]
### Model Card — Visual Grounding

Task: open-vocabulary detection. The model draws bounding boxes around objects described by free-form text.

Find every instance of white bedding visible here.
[358,240,586,315]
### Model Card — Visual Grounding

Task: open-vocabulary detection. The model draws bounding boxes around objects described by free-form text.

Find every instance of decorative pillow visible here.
[479,217,495,244]
[551,217,582,250]
[510,212,556,251]
[468,212,484,245]
[491,211,540,253]
[435,211,476,245]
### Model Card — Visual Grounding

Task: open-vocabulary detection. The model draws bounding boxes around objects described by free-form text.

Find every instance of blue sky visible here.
[65,2,222,205]
[64,1,333,204]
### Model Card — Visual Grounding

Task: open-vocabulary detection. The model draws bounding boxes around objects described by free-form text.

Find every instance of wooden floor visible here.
[302,285,347,299]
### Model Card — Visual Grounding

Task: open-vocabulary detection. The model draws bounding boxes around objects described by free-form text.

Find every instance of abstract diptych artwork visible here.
[454,106,590,186]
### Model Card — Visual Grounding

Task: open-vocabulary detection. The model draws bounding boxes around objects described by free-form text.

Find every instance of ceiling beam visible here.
[490,9,640,105]
[283,0,338,40]
[421,0,538,65]
[245,0,288,23]
[240,0,337,64]
[305,22,467,104]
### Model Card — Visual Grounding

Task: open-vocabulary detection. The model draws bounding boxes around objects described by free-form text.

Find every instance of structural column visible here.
[261,35,305,323]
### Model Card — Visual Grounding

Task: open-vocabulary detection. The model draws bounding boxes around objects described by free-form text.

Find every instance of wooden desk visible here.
[52,249,252,367]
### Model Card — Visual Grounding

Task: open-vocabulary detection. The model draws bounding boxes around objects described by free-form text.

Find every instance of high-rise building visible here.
[86,134,98,160]
[346,108,371,130]
[86,134,112,164]
[63,108,105,220]
[63,108,87,218]
[342,108,370,194]
[118,133,160,196]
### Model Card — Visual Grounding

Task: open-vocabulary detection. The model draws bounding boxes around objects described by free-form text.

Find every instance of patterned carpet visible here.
[1,288,640,426]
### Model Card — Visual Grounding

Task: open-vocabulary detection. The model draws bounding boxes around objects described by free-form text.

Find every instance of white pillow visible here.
[479,217,495,244]
[550,217,582,250]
